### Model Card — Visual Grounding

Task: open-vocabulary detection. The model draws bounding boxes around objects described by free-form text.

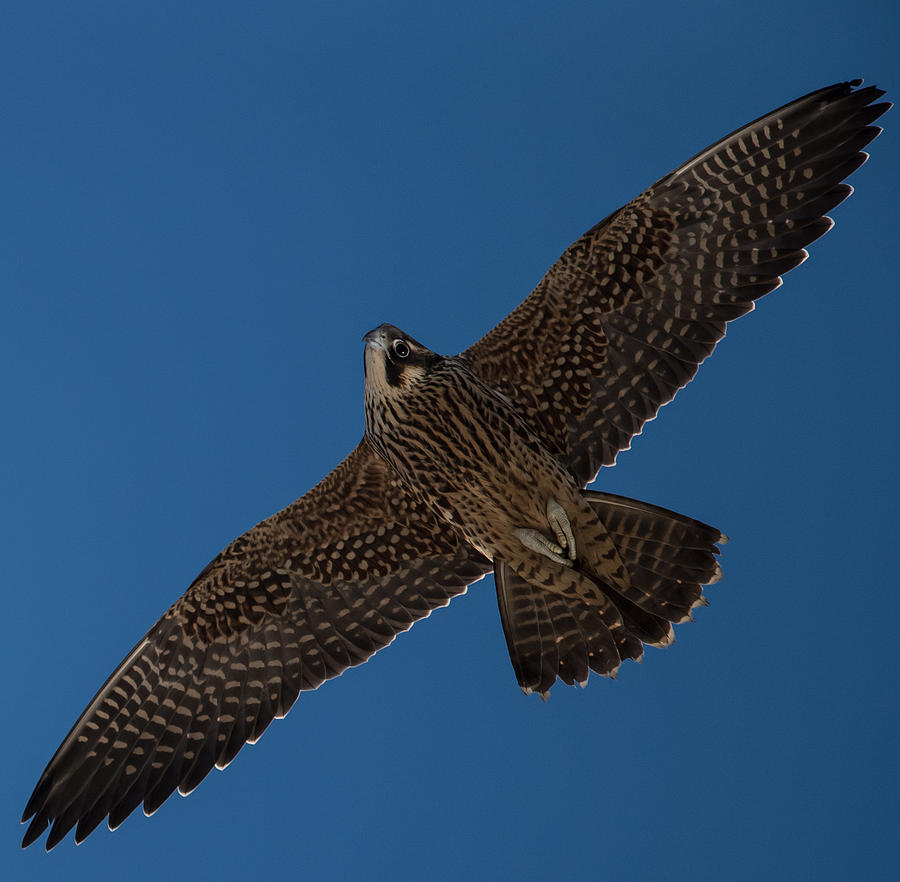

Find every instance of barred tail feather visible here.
[495,560,627,699]
[584,490,725,625]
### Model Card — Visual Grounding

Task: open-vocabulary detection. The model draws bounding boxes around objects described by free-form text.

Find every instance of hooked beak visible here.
[362,326,389,352]
[362,326,387,379]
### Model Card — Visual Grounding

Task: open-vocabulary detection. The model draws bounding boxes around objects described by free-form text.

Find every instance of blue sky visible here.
[3,2,898,880]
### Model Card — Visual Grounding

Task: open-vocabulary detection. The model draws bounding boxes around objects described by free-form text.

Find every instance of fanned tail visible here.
[495,491,726,697]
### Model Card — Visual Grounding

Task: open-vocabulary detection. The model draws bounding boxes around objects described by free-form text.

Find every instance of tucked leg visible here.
[546,498,576,561]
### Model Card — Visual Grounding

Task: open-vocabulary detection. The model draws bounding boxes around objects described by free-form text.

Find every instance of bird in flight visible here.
[23,79,888,850]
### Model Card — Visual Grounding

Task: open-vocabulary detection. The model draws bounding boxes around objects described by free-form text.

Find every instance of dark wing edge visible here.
[461,80,890,485]
[22,440,490,850]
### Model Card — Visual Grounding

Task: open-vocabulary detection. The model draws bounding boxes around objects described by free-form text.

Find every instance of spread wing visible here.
[22,440,490,850]
[461,80,889,485]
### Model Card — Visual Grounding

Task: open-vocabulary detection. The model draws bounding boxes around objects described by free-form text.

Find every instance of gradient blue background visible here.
[4,3,898,880]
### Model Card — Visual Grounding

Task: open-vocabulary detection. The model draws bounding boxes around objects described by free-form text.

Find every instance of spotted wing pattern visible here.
[22,440,490,850]
[462,80,889,485]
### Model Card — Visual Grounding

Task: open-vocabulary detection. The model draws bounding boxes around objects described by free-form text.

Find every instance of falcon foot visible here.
[546,498,576,561]
[513,527,574,567]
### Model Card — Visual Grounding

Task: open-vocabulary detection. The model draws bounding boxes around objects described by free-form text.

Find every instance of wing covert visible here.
[22,440,490,850]
[461,80,889,485]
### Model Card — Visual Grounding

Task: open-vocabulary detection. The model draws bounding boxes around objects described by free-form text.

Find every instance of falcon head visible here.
[363,323,442,393]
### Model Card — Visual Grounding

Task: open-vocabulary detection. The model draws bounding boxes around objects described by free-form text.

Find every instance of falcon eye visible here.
[392,339,410,359]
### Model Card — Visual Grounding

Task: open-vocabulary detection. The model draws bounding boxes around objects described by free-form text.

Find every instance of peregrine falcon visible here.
[22,79,889,849]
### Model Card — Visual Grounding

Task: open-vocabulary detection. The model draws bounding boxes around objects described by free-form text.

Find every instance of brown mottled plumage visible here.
[23,80,888,850]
